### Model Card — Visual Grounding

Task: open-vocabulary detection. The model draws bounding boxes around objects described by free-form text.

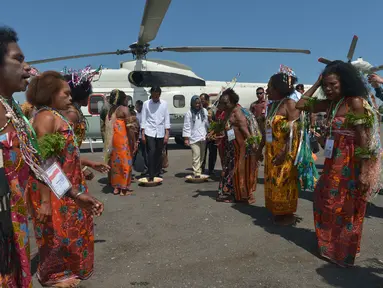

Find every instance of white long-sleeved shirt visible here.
[182,108,209,144]
[141,99,171,138]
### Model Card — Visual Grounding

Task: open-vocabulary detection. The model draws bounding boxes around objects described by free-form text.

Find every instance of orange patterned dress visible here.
[0,132,32,288]
[109,118,132,189]
[27,113,94,286]
[218,107,260,203]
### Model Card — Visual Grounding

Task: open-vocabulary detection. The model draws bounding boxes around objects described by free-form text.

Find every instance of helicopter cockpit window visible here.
[89,94,105,115]
[128,71,206,87]
[173,95,185,108]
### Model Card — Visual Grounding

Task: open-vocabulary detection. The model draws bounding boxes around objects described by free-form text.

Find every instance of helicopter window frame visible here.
[126,95,133,107]
[173,95,185,108]
[128,71,206,87]
[88,94,105,115]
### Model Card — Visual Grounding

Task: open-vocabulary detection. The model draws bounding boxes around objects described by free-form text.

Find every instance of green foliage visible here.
[344,112,374,128]
[208,120,225,133]
[354,146,373,159]
[303,97,320,111]
[38,133,66,160]
[245,135,261,147]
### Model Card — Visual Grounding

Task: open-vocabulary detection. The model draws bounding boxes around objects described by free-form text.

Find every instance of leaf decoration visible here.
[38,133,66,160]
[344,112,374,128]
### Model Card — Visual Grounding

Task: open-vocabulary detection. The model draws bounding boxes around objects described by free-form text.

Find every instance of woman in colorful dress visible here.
[62,71,110,180]
[296,61,382,267]
[0,26,37,288]
[260,66,301,225]
[104,89,135,196]
[216,88,262,203]
[26,71,104,287]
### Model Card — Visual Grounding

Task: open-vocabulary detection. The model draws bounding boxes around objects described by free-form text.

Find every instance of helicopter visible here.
[28,0,312,146]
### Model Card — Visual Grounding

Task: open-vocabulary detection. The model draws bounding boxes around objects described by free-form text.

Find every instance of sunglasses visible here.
[256,92,265,95]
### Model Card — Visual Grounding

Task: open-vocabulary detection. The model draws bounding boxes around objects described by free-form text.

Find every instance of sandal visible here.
[113,188,119,195]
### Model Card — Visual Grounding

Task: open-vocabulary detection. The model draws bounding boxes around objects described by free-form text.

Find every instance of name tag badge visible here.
[266,128,273,143]
[324,138,335,159]
[44,162,72,199]
[227,129,236,141]
[0,133,12,146]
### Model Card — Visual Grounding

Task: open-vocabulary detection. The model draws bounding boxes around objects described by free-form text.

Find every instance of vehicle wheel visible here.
[175,136,184,146]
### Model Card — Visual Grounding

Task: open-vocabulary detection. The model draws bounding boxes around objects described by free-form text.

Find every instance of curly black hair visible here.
[269,73,297,98]
[0,26,18,65]
[321,60,368,98]
[63,74,92,103]
[222,88,239,105]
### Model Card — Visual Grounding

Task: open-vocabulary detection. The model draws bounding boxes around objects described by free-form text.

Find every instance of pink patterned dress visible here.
[0,131,32,288]
[314,99,368,267]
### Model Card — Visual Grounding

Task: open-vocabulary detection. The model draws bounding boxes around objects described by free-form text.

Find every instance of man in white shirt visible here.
[141,87,171,181]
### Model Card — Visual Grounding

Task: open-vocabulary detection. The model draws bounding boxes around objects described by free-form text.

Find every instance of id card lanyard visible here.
[324,98,344,159]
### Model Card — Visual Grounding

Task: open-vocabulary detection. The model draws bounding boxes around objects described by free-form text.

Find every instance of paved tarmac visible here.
[31,143,383,288]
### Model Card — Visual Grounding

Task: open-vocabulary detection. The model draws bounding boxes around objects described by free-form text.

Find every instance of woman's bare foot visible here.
[52,278,81,287]
[120,189,134,196]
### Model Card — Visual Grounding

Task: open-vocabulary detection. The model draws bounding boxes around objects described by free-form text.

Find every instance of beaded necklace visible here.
[0,95,45,180]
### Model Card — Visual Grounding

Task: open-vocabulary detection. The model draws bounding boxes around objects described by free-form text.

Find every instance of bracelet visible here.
[75,191,84,198]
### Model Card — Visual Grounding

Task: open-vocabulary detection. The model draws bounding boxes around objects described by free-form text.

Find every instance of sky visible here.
[2,0,383,102]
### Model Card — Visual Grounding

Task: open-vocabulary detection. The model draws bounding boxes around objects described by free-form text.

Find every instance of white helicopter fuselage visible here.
[83,59,312,142]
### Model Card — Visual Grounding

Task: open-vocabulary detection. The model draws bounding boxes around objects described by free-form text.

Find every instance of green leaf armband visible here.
[344,112,374,128]
[245,134,262,147]
[355,147,373,159]
[38,133,66,160]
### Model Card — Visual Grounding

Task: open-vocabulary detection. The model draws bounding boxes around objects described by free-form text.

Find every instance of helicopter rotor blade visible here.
[137,0,172,45]
[369,65,383,73]
[151,46,311,54]
[346,35,358,62]
[27,50,132,65]
[318,57,332,65]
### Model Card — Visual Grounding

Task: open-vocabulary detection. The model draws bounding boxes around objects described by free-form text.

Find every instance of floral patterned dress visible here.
[218,107,261,203]
[264,115,300,215]
[27,114,94,286]
[314,98,373,267]
[109,117,132,189]
[0,131,32,288]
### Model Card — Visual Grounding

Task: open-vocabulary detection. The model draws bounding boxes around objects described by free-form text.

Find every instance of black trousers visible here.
[146,135,164,178]
[201,140,217,173]
[133,139,148,173]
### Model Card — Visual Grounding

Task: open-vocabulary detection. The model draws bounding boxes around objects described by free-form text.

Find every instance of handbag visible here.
[309,132,320,154]
[161,145,169,169]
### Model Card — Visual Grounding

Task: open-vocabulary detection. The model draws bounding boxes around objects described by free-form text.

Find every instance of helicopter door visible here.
[86,94,105,139]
